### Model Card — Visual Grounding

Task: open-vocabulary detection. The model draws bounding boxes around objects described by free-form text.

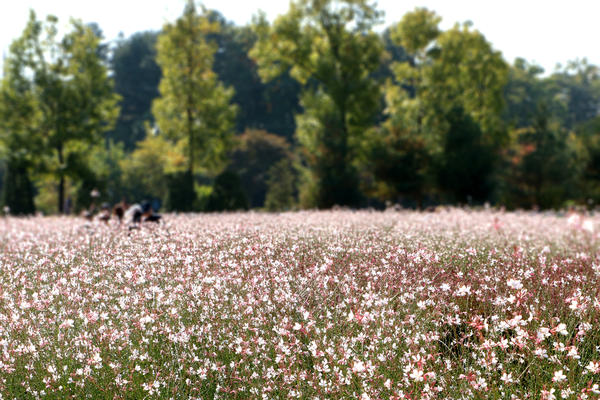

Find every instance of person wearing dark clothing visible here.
[141,201,162,223]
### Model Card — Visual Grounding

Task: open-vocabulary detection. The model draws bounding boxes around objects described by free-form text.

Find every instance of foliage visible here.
[264,158,297,211]
[207,11,302,140]
[363,125,430,207]
[0,18,43,214]
[251,0,385,208]
[165,170,197,212]
[576,116,600,205]
[109,31,162,150]
[435,107,496,203]
[3,5,600,212]
[120,133,185,204]
[502,59,549,129]
[379,9,508,206]
[1,11,120,213]
[229,129,293,208]
[205,170,249,211]
[152,1,237,177]
[1,158,35,215]
[499,104,580,209]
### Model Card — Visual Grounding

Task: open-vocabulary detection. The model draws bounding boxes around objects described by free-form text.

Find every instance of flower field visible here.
[1,210,600,399]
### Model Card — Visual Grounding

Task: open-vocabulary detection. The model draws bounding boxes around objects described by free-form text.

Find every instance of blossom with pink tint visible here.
[552,370,567,382]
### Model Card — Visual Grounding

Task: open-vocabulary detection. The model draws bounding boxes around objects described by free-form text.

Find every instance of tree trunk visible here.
[57,144,65,214]
[187,106,194,175]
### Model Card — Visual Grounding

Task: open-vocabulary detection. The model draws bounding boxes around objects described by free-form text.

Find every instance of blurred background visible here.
[1,0,599,215]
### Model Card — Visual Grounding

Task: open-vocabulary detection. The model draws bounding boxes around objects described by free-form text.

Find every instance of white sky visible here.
[1,0,599,74]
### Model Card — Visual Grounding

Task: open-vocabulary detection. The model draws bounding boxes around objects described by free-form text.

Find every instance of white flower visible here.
[500,372,514,383]
[409,368,424,382]
[586,361,600,374]
[555,323,569,336]
[59,319,74,329]
[583,220,594,233]
[506,278,523,290]
[552,369,566,382]
[352,360,366,373]
[455,285,471,297]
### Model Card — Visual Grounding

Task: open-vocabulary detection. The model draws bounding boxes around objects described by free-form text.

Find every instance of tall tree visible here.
[229,129,292,208]
[502,59,548,129]
[380,9,508,204]
[251,0,384,208]
[0,24,41,214]
[206,12,302,140]
[1,11,119,213]
[152,1,237,180]
[500,104,579,208]
[109,31,161,150]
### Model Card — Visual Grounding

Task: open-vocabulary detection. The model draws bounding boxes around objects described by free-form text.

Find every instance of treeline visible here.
[1,0,600,215]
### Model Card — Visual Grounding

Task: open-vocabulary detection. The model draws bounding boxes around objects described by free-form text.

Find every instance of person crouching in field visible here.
[112,200,128,223]
[124,201,161,228]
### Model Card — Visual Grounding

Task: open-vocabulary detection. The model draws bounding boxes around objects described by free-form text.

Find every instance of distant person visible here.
[124,201,161,227]
[98,202,111,224]
[112,200,127,223]
[141,201,162,223]
[124,203,143,225]
[64,197,72,215]
[82,203,97,221]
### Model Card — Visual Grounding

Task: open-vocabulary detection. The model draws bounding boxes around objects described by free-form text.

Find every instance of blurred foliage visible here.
[120,132,185,203]
[205,170,248,211]
[265,158,297,211]
[165,170,197,212]
[229,129,292,208]
[109,31,161,150]
[0,11,120,214]
[251,0,384,208]
[2,158,35,215]
[1,3,600,212]
[153,1,236,177]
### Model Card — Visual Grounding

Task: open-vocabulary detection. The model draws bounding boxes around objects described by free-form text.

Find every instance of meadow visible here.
[0,209,599,399]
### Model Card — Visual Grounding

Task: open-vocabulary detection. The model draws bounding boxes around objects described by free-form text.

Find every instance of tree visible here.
[435,107,496,203]
[205,170,249,211]
[3,11,120,213]
[502,59,548,129]
[229,129,292,208]
[109,31,162,150]
[576,116,600,205]
[380,9,508,204]
[500,104,579,208]
[264,158,297,211]
[205,11,302,140]
[0,24,41,215]
[251,0,385,208]
[546,60,600,130]
[120,133,185,204]
[152,1,237,182]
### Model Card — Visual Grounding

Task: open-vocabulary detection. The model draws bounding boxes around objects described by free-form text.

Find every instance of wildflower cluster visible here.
[0,209,599,399]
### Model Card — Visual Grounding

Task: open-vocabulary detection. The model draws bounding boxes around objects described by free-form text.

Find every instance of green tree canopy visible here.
[229,129,293,208]
[1,11,120,213]
[152,1,237,178]
[377,9,508,205]
[251,0,385,208]
[109,31,161,150]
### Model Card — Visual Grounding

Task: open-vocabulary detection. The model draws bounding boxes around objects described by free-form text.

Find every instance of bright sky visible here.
[1,0,598,75]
